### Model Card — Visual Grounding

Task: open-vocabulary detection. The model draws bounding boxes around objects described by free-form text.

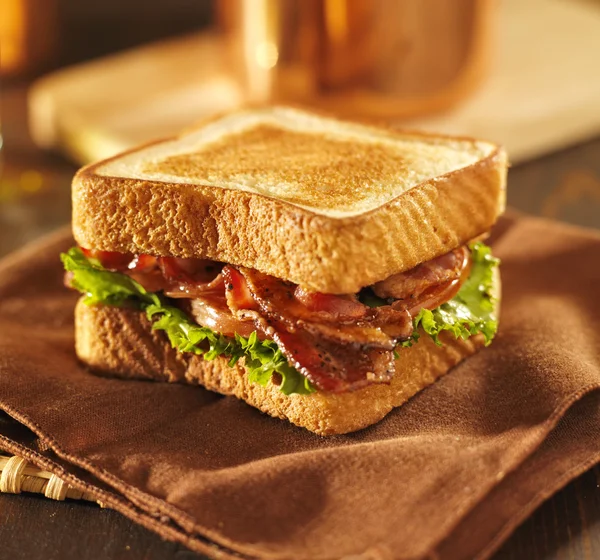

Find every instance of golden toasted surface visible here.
[144,124,416,213]
[92,107,495,218]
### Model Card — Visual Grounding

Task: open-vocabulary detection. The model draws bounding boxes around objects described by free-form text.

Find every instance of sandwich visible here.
[61,107,507,435]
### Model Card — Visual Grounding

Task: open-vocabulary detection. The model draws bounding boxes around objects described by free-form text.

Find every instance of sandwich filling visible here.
[61,243,499,395]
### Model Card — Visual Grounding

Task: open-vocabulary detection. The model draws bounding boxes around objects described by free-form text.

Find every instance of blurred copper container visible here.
[0,0,58,78]
[219,0,495,118]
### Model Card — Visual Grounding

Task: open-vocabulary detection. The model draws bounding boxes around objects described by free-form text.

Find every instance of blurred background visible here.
[2,0,600,258]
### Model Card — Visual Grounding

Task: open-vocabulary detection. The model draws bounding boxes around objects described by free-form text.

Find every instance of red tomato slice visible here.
[80,247,133,271]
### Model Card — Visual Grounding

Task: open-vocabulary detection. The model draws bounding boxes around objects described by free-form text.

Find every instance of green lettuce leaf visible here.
[402,241,500,348]
[61,247,314,395]
[61,248,160,308]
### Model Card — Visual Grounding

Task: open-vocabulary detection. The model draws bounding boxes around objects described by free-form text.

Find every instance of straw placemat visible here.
[0,452,99,503]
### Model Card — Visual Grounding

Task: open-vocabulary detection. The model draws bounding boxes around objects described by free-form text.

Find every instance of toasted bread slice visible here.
[74,265,499,436]
[72,107,507,294]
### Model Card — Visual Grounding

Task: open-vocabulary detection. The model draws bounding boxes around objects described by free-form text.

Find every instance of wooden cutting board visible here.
[29,0,600,165]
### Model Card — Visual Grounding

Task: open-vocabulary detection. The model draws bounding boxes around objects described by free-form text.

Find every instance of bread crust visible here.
[72,110,507,294]
[74,297,494,436]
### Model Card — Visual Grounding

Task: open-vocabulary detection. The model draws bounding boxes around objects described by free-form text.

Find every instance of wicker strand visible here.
[0,453,100,504]
[45,474,69,501]
[0,456,28,493]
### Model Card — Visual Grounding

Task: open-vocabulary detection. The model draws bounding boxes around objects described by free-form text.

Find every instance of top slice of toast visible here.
[73,106,507,294]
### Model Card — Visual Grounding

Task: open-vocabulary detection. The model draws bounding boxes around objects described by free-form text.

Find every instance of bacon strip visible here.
[221,266,398,391]
[237,268,397,345]
[373,247,470,302]
[256,316,395,393]
[222,306,395,393]
[222,266,257,311]
[231,267,404,392]
[185,295,255,338]
[294,287,367,321]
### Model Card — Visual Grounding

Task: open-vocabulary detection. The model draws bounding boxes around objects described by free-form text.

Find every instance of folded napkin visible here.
[0,213,599,560]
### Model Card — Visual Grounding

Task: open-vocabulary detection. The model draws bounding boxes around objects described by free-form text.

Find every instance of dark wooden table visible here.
[1,83,600,560]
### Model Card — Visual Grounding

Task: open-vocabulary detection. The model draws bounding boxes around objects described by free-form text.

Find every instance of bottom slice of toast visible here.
[74,298,489,435]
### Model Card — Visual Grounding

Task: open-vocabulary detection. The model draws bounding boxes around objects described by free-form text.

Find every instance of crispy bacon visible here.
[162,272,225,299]
[158,257,220,284]
[404,278,464,316]
[373,246,470,302]
[185,295,255,338]
[236,268,371,326]
[235,268,403,392]
[369,306,415,340]
[294,287,367,321]
[247,313,395,392]
[222,266,258,311]
[159,258,225,298]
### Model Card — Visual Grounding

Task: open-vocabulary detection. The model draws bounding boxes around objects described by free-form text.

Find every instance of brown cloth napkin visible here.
[0,213,599,560]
